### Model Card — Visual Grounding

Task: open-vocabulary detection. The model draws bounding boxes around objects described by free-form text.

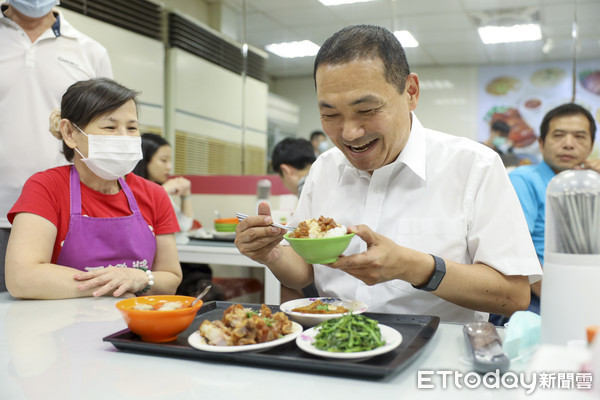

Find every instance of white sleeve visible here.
[467,155,542,283]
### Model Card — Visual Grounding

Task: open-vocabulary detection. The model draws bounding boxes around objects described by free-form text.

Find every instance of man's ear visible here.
[60,119,78,149]
[280,164,294,177]
[406,73,420,110]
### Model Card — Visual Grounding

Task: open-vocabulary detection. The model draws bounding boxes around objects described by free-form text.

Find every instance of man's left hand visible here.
[327,224,404,285]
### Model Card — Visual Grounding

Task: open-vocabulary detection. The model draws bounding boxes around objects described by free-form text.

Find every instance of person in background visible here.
[489,103,598,325]
[5,78,182,299]
[271,137,319,302]
[485,120,512,154]
[271,137,316,197]
[235,25,541,323]
[133,133,223,301]
[310,130,328,158]
[0,0,113,292]
[133,133,195,243]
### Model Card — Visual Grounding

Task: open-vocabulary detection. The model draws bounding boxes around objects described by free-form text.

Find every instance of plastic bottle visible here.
[255,179,271,214]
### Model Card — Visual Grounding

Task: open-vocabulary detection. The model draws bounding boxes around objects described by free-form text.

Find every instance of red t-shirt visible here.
[8,166,179,264]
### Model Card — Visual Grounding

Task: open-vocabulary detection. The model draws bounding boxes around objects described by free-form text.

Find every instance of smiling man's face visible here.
[315,57,419,173]
[540,113,593,173]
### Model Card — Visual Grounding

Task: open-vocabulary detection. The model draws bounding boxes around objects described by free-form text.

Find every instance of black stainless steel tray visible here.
[103,301,439,379]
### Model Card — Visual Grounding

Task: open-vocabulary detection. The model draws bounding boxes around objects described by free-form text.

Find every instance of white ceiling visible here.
[220,0,600,79]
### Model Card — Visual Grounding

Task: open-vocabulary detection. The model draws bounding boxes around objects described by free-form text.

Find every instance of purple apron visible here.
[56,166,156,272]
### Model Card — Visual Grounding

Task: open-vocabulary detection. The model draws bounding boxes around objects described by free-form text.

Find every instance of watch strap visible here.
[412,254,446,292]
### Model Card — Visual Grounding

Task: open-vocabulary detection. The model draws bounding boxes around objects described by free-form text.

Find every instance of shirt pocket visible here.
[390,218,468,264]
[386,218,467,294]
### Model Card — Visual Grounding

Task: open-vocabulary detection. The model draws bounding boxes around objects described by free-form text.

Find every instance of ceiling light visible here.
[542,38,554,54]
[393,30,419,48]
[265,40,320,58]
[319,0,376,5]
[477,23,542,44]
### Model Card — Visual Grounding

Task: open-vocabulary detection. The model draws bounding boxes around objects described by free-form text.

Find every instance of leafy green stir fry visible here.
[314,314,384,352]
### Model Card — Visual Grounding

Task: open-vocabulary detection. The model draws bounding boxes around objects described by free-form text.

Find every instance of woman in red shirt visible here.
[6,78,182,299]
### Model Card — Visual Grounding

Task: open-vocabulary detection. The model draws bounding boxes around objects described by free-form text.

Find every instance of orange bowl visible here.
[214,218,239,224]
[115,295,202,343]
[214,217,240,232]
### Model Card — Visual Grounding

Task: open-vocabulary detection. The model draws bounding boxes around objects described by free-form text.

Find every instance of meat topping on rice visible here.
[290,216,348,238]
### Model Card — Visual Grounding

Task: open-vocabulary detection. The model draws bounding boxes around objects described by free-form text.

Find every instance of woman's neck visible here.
[73,161,121,194]
[4,5,56,42]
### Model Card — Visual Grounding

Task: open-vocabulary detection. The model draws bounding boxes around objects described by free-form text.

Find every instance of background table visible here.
[177,239,281,304]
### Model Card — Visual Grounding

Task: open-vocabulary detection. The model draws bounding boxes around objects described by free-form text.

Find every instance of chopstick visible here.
[236,212,296,231]
[548,190,600,254]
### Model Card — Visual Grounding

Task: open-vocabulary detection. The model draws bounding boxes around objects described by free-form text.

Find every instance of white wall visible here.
[413,66,479,140]
[270,66,480,142]
[270,76,321,140]
[59,6,268,154]
[60,8,165,131]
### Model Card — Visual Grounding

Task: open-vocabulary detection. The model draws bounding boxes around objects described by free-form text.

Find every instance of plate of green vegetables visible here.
[295,314,402,362]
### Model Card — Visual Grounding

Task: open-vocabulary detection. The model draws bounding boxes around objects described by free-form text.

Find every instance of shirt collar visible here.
[50,10,60,37]
[0,6,62,37]
[538,160,557,182]
[395,112,427,181]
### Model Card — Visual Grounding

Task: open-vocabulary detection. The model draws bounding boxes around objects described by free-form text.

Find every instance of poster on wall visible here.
[477,60,600,165]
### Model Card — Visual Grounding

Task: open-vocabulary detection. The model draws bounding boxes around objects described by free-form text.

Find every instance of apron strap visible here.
[69,167,141,216]
[119,176,141,215]
[69,166,82,216]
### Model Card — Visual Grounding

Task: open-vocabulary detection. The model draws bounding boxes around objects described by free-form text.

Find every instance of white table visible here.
[0,293,595,400]
[177,239,281,304]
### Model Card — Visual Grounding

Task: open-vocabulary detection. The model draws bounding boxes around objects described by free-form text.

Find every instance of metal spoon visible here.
[236,212,296,231]
[191,285,212,307]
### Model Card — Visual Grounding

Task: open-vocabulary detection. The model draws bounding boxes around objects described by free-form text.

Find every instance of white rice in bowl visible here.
[290,216,348,239]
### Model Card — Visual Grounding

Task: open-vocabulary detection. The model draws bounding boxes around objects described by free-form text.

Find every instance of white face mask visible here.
[73,124,142,181]
[8,0,59,18]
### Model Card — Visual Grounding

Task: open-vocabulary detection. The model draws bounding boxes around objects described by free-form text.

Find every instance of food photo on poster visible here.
[477,60,600,166]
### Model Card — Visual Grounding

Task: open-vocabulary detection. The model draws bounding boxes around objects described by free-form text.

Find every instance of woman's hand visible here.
[73,267,149,297]
[162,177,191,197]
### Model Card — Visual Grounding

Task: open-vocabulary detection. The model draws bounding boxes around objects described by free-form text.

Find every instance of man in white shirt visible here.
[235,25,541,323]
[0,0,113,291]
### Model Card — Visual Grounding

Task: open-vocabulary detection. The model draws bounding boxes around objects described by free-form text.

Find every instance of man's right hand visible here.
[234,201,287,265]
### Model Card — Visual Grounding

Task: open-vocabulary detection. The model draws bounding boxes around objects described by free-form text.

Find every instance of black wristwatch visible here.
[412,254,446,292]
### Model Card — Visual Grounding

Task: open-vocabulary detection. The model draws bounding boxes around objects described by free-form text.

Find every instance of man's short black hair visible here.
[271,138,316,175]
[314,24,411,94]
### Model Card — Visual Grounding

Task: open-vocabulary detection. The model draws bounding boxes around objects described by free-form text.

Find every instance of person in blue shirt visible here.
[490,103,598,325]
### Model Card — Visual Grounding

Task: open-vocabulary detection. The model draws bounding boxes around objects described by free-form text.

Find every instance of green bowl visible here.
[214,223,238,232]
[284,232,355,264]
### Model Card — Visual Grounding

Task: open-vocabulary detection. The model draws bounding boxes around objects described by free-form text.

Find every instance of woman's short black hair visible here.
[132,133,170,180]
[60,78,139,162]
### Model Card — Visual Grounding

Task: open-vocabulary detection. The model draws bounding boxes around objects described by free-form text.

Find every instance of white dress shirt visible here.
[288,114,541,323]
[0,8,112,227]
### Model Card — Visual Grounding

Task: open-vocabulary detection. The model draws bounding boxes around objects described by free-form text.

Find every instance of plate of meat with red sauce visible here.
[280,297,368,327]
[188,303,303,352]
